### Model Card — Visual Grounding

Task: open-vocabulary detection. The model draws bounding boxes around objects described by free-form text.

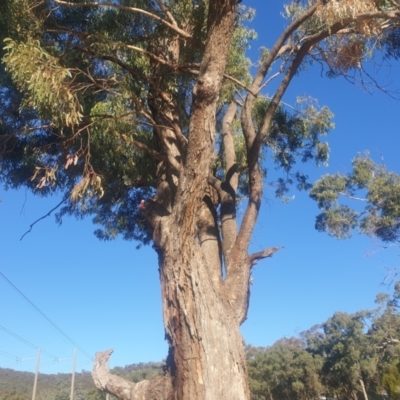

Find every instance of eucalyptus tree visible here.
[2,1,400,399]
[367,283,400,397]
[247,338,323,400]
[317,312,377,400]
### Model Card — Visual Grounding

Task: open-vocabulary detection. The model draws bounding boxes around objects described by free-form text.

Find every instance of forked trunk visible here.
[92,1,272,398]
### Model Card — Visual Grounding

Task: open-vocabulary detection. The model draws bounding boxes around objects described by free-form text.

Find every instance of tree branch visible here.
[20,195,69,241]
[154,0,178,27]
[303,9,400,45]
[120,134,167,161]
[242,0,322,145]
[236,6,400,265]
[53,0,192,39]
[92,349,173,400]
[125,44,181,68]
[220,101,239,263]
[249,246,283,267]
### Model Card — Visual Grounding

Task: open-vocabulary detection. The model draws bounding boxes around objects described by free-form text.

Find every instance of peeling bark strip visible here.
[92,349,173,400]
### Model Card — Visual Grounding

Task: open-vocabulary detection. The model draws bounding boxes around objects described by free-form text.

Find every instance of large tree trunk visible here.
[92,1,281,398]
[93,246,251,400]
[159,229,250,399]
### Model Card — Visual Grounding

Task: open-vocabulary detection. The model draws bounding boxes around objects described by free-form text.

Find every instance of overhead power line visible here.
[0,270,93,361]
[0,349,20,360]
[0,324,58,360]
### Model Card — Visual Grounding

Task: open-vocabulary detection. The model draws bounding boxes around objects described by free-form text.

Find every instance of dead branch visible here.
[249,246,283,266]
[20,195,69,241]
[92,349,173,400]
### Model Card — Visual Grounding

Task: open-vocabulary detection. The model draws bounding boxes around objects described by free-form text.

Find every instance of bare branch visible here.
[125,44,180,68]
[222,101,238,187]
[92,349,173,400]
[304,10,400,45]
[340,192,368,202]
[20,195,69,241]
[240,1,322,165]
[249,1,322,98]
[122,135,168,162]
[154,0,178,26]
[220,101,239,263]
[223,74,257,96]
[249,246,283,267]
[171,119,188,159]
[256,71,281,95]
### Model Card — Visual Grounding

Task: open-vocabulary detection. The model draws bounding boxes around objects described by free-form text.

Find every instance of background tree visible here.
[2,1,400,399]
[248,283,400,400]
[311,312,376,400]
[247,338,323,400]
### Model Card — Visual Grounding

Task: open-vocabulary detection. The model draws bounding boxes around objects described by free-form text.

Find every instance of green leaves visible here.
[310,154,400,242]
[261,97,334,198]
[315,206,359,239]
[247,338,323,400]
[381,360,400,400]
[3,38,83,127]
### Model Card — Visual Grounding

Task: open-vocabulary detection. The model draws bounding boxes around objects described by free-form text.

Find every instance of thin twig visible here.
[20,195,69,241]
[53,0,192,39]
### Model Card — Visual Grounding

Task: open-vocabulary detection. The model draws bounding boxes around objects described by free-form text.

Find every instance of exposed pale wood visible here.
[92,349,173,400]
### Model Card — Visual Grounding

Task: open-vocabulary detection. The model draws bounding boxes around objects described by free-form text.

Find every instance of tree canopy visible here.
[1,1,399,246]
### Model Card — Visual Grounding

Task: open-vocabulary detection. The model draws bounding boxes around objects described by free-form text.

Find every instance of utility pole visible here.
[31,348,41,400]
[106,357,110,400]
[70,348,77,400]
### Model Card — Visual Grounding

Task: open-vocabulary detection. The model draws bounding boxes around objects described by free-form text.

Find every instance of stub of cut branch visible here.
[92,349,173,400]
[248,246,283,266]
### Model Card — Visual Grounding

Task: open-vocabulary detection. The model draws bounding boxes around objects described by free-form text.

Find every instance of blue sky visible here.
[1,2,400,375]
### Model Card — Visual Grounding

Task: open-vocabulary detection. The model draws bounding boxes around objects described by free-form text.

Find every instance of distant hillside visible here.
[0,361,164,400]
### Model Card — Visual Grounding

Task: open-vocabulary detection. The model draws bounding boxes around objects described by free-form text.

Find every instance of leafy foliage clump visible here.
[310,154,400,242]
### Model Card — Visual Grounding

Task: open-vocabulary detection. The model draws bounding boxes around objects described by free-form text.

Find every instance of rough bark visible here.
[159,237,250,399]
